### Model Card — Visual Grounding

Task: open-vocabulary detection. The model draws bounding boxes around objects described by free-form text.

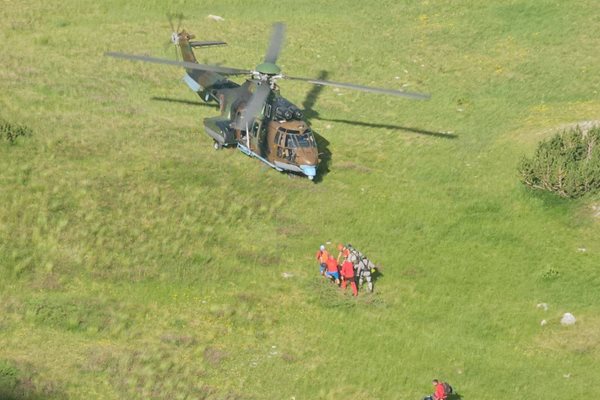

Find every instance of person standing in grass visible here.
[340,258,358,296]
[325,255,340,284]
[336,243,350,264]
[315,245,329,276]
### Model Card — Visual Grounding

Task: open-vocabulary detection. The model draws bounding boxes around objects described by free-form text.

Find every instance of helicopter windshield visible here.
[278,128,316,149]
[295,130,316,148]
[285,134,296,148]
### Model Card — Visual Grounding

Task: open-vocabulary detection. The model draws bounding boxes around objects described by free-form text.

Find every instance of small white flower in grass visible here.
[536,303,548,311]
[540,319,547,326]
[207,15,224,21]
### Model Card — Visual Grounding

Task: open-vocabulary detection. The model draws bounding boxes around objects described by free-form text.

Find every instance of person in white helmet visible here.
[315,244,329,276]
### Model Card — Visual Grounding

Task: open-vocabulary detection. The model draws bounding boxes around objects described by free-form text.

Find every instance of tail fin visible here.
[172,30,226,63]
[172,30,198,63]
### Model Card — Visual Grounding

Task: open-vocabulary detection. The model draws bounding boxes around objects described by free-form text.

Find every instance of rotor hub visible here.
[255,62,281,76]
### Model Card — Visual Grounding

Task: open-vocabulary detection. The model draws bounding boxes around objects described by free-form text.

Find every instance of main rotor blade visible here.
[285,75,431,100]
[235,83,271,129]
[105,52,251,75]
[264,22,286,64]
[302,70,328,113]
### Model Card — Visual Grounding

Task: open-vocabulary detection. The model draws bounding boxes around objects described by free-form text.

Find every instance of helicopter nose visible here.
[300,165,317,180]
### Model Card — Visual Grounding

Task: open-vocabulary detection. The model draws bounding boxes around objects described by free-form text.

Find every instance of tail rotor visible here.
[166,12,184,60]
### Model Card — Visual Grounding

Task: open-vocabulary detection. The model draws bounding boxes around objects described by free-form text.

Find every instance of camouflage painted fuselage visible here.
[177,31,319,179]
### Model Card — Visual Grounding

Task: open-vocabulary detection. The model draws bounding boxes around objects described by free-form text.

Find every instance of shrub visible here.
[519,125,600,198]
[1,118,33,143]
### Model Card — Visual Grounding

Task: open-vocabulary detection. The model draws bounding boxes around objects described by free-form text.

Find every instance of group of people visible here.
[315,243,376,296]
[316,246,455,399]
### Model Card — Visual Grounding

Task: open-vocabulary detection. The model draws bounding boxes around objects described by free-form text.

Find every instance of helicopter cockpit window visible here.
[285,135,297,148]
[296,130,316,148]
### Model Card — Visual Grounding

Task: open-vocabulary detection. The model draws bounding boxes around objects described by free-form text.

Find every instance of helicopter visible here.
[106,22,430,180]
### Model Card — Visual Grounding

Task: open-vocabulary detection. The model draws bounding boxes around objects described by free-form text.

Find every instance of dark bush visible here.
[1,119,33,143]
[519,125,600,198]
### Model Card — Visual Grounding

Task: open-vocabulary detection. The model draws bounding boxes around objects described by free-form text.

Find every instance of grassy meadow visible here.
[1,0,600,398]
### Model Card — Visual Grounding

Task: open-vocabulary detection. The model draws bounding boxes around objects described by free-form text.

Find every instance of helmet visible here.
[337,243,344,251]
[320,245,325,251]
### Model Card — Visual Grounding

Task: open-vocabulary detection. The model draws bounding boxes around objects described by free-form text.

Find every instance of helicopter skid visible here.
[274,161,302,173]
[237,144,284,172]
[274,161,316,180]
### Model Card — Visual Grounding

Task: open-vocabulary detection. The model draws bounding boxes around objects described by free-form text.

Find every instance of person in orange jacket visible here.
[340,258,358,296]
[336,243,350,265]
[325,255,340,284]
[315,245,329,276]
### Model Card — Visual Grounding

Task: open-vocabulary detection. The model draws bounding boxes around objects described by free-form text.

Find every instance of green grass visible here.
[1,0,600,399]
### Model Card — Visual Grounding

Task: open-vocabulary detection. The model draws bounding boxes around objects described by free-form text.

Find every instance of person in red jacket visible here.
[433,380,446,400]
[325,255,340,284]
[340,259,358,296]
[423,379,452,400]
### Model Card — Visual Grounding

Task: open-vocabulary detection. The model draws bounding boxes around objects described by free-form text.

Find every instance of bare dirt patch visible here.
[536,315,600,358]
[592,204,600,219]
[203,346,228,368]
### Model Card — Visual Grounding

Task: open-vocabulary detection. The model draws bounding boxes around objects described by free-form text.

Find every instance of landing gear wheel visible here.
[213,141,222,150]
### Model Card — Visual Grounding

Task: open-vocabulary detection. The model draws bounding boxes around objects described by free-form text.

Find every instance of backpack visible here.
[441,382,453,396]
